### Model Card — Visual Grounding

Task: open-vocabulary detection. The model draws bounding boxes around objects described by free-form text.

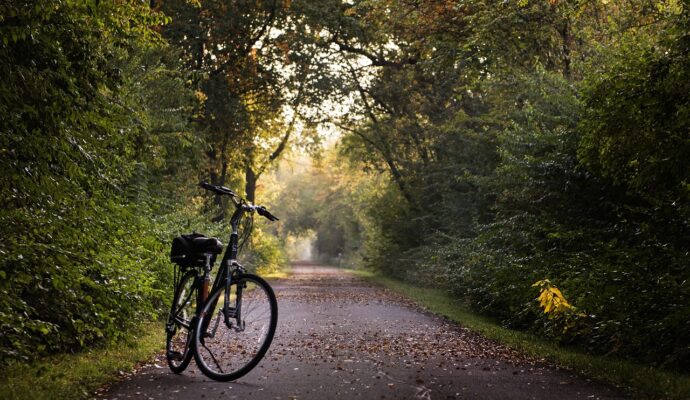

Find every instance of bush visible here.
[0,1,196,362]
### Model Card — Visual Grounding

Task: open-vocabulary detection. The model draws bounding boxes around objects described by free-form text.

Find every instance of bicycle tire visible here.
[193,273,277,381]
[166,271,196,373]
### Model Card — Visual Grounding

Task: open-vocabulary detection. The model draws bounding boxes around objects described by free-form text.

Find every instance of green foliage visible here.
[244,228,289,276]
[579,8,690,224]
[269,153,376,267]
[159,0,330,206]
[0,322,163,400]
[422,63,688,367]
[0,1,201,362]
[308,0,690,371]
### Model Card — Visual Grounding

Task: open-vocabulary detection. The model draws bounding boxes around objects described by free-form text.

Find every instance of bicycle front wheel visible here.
[193,273,277,381]
[166,271,197,373]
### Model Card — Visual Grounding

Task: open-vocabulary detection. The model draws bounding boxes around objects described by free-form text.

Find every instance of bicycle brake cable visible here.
[236,213,253,255]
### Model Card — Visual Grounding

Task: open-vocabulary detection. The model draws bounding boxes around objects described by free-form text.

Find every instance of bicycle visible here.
[165,182,279,381]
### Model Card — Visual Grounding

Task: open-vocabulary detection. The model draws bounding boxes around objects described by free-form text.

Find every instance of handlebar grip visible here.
[199,181,237,197]
[257,206,279,221]
[200,181,215,191]
[265,211,279,221]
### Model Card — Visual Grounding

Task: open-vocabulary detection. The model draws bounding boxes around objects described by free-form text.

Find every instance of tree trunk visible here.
[559,20,572,81]
[245,162,257,204]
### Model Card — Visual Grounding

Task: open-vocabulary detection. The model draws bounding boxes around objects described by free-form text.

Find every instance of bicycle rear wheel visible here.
[166,271,197,373]
[193,273,277,381]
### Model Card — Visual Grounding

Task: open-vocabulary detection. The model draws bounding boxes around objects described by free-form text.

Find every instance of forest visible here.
[1,0,688,380]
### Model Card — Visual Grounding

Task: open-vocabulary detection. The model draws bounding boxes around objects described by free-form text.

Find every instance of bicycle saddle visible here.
[191,237,223,254]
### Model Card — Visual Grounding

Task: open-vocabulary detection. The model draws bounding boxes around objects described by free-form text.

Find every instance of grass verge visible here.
[261,263,292,279]
[0,321,164,400]
[352,269,690,400]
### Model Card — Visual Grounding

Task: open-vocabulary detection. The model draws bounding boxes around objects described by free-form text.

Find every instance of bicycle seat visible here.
[191,237,223,254]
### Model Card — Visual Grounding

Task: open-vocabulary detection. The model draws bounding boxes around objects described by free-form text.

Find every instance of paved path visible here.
[100,265,626,399]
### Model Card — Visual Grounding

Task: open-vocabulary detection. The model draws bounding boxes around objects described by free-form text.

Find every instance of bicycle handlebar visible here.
[256,205,280,222]
[199,182,279,222]
[200,181,237,197]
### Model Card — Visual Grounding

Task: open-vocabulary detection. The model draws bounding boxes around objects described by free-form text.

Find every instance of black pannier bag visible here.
[170,233,204,268]
[170,233,223,268]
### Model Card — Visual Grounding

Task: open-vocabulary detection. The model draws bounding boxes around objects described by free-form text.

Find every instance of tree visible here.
[289,0,690,368]
[160,0,330,209]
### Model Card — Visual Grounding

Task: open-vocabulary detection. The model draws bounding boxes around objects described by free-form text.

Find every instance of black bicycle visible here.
[165,182,279,381]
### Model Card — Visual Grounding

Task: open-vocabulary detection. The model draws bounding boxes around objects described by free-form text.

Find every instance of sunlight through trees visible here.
[1,0,688,372]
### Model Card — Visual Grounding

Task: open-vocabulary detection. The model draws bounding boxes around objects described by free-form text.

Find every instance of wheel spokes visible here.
[194,276,276,380]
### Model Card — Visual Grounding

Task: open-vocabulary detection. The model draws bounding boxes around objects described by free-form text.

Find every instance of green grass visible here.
[352,269,690,400]
[0,322,164,400]
[261,263,293,279]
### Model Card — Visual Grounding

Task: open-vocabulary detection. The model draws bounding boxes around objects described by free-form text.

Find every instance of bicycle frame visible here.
[214,205,245,289]
[199,205,247,336]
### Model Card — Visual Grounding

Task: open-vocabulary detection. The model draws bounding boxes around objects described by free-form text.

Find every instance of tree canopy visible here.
[1,0,688,372]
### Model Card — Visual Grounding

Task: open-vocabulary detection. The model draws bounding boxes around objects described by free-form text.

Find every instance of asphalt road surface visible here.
[100,264,626,400]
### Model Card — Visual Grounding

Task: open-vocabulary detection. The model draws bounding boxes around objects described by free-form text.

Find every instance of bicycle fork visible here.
[201,260,246,340]
[223,261,245,332]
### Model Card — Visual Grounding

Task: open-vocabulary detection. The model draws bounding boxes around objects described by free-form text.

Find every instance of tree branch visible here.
[255,78,306,178]
[330,37,417,69]
[343,61,417,207]
[243,0,279,55]
[210,0,278,77]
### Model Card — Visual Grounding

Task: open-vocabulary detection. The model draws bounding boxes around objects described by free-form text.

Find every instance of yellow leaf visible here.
[533,279,576,316]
